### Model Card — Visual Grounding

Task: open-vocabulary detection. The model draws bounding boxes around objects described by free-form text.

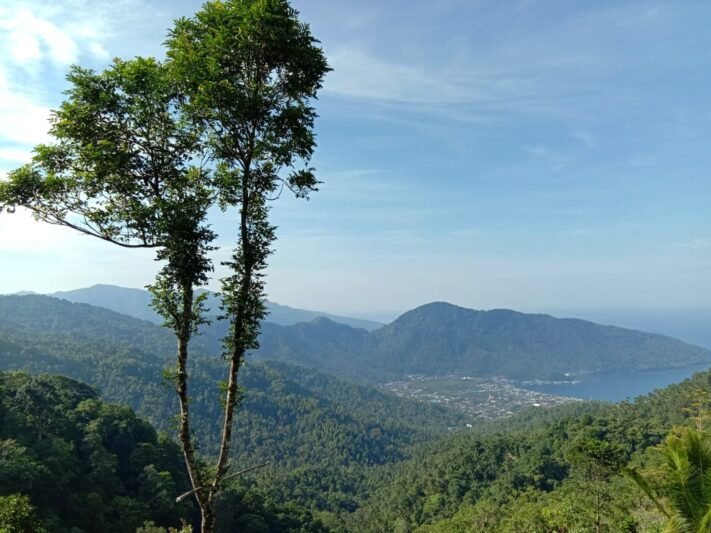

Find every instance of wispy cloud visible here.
[0,0,709,312]
[322,1,711,127]
[571,130,597,149]
[324,45,588,119]
[0,8,79,68]
[326,48,472,105]
[525,145,569,170]
[0,2,115,71]
[675,238,710,250]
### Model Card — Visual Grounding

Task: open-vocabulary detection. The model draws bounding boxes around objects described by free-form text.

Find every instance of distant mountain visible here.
[257,302,711,380]
[52,284,157,322]
[51,284,383,331]
[2,295,708,382]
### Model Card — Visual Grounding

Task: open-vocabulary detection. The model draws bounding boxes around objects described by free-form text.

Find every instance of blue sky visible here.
[0,0,709,319]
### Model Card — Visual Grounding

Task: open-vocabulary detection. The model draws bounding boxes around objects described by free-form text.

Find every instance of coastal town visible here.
[384,374,580,422]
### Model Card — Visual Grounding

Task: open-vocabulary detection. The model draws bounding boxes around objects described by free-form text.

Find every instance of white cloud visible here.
[0,147,32,164]
[525,145,569,170]
[571,130,596,149]
[0,7,80,68]
[323,45,603,126]
[0,71,52,146]
[0,2,129,149]
[0,209,76,252]
[0,0,178,296]
[322,1,711,126]
[87,42,110,60]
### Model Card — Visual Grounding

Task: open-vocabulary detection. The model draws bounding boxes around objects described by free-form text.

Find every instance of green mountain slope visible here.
[0,372,336,532]
[370,303,711,378]
[3,295,711,531]
[0,295,462,516]
[257,302,711,380]
[0,372,195,532]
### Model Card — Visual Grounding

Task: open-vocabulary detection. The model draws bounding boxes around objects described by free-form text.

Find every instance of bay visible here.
[518,363,711,402]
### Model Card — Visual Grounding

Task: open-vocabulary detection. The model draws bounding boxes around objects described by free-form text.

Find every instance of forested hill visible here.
[0,296,461,451]
[50,284,383,331]
[259,302,711,380]
[0,372,197,532]
[0,295,464,518]
[0,294,180,357]
[0,371,351,532]
[5,307,711,531]
[2,295,709,383]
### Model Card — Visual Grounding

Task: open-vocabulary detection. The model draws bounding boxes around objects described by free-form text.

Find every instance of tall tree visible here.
[0,57,215,528]
[0,2,328,530]
[166,1,329,530]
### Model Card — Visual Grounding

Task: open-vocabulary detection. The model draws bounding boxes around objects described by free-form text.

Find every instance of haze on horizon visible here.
[0,0,709,318]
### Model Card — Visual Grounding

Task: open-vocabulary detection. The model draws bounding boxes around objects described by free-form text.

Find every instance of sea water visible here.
[518,363,711,402]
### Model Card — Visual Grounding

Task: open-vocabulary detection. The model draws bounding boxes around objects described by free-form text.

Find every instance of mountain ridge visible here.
[2,294,709,382]
[49,283,384,331]
[262,300,711,380]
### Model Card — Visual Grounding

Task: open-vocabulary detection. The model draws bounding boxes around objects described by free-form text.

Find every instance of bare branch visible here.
[175,462,270,503]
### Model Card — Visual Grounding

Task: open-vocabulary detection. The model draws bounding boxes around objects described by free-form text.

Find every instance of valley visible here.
[1,290,710,531]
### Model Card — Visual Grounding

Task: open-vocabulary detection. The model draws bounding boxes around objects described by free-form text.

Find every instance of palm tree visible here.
[627,426,711,532]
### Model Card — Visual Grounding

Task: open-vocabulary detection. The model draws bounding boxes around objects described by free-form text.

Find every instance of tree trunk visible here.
[174,281,213,531]
[212,173,253,496]
[201,506,215,533]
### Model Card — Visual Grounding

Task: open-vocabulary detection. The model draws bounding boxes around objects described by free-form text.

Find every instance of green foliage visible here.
[6,291,703,389]
[213,483,329,532]
[0,57,210,252]
[167,0,329,188]
[566,433,628,488]
[0,24,217,527]
[0,373,194,532]
[0,370,331,532]
[0,494,43,533]
[628,425,711,532]
[165,0,330,388]
[663,428,711,530]
[136,520,193,533]
[3,294,711,531]
[161,3,329,528]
